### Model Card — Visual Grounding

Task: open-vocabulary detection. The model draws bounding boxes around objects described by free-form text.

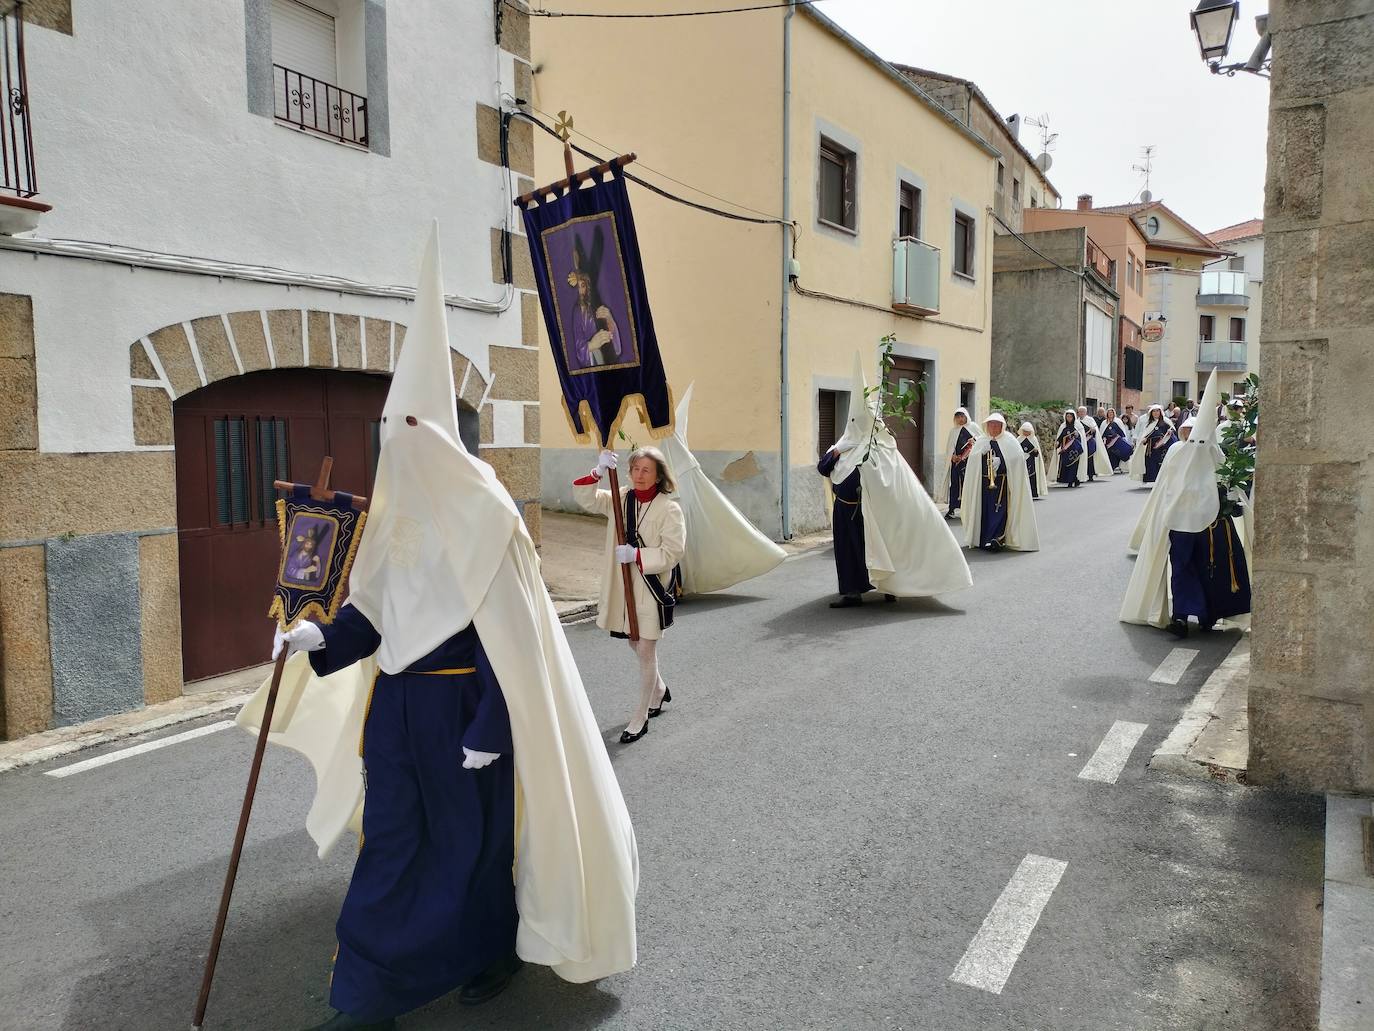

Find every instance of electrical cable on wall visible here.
[517,0,820,19]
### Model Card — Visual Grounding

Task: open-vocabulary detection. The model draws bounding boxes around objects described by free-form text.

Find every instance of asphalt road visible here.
[0,473,1324,1031]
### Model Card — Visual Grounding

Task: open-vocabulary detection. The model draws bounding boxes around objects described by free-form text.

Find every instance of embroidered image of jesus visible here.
[543,212,640,376]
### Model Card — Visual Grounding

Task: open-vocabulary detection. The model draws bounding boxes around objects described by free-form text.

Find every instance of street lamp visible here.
[1190,0,1272,77]
[1190,0,1239,62]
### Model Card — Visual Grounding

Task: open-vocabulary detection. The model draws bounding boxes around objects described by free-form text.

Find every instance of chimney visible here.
[1077,194,1093,211]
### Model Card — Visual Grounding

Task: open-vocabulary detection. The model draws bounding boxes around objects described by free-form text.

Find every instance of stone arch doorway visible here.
[174,369,390,681]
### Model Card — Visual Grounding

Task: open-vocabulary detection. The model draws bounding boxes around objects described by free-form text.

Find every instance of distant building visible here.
[892,66,1062,232]
[533,5,1000,536]
[991,227,1120,412]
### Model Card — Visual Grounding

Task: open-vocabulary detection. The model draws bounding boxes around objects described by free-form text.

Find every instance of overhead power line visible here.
[515,0,820,18]
[514,110,795,233]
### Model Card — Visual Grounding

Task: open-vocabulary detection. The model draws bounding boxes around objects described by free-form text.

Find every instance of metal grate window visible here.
[214,418,251,526]
[256,418,290,521]
[214,416,288,526]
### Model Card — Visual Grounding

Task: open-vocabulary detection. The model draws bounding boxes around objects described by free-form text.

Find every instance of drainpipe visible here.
[779,1,794,539]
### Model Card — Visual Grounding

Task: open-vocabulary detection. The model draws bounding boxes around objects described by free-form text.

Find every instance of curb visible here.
[1149,635,1249,783]
[1320,794,1374,1030]
[1,598,605,774]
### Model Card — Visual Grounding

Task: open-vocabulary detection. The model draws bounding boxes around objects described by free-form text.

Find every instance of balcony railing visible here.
[893,236,940,316]
[1198,270,1249,307]
[1198,338,1248,370]
[1085,236,1113,284]
[1,2,38,199]
[273,65,367,148]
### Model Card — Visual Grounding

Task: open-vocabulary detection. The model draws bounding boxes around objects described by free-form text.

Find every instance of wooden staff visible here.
[192,457,366,1030]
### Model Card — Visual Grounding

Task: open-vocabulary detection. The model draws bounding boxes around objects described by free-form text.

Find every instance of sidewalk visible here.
[1,508,825,772]
[1148,635,1374,1030]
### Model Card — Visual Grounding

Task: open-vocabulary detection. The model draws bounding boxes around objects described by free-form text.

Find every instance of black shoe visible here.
[619,721,648,744]
[303,1013,396,1031]
[883,594,897,603]
[986,541,1005,553]
[459,953,525,1006]
[943,511,954,521]
[648,686,672,718]
[1166,618,1189,639]
[829,595,863,608]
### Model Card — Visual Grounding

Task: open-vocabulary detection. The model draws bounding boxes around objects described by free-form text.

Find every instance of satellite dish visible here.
[1140,189,1153,203]
[1035,152,1053,173]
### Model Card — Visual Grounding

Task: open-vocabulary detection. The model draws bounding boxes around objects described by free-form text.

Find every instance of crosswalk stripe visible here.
[1078,721,1149,784]
[950,854,1068,994]
[1149,647,1199,685]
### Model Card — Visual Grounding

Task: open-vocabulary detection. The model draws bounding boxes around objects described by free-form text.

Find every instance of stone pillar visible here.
[1248,0,1374,792]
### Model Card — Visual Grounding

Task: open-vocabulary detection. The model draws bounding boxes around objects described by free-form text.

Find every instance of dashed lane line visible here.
[43,721,234,779]
[1148,647,1199,685]
[950,854,1068,994]
[1078,721,1149,784]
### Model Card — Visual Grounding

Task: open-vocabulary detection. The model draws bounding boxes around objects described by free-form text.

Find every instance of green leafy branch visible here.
[1217,372,1259,499]
[861,334,926,463]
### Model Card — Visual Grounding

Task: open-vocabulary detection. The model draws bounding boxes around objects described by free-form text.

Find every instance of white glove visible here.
[462,747,500,770]
[593,450,618,478]
[990,455,1002,473]
[615,543,638,565]
[272,621,324,660]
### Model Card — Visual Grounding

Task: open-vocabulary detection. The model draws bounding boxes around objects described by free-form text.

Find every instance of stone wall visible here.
[1248,0,1374,793]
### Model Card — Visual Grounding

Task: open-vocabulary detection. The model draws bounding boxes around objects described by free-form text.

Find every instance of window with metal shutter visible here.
[271,0,338,84]
[818,390,838,457]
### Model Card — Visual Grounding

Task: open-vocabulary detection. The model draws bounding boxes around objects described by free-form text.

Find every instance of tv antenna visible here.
[1024,114,1058,174]
[1133,145,1156,202]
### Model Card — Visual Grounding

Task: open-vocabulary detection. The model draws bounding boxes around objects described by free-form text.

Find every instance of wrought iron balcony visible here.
[0,1,48,233]
[1198,338,1248,371]
[892,236,940,316]
[1197,269,1249,307]
[273,65,367,148]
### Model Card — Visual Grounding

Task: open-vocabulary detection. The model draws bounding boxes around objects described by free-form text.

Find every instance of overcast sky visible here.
[821,0,1270,234]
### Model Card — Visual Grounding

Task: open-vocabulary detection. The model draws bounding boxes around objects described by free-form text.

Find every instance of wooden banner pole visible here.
[606,463,640,642]
[192,457,363,1029]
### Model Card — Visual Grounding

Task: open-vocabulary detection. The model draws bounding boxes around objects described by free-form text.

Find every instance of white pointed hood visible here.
[831,353,877,484]
[1154,369,1224,533]
[347,224,521,674]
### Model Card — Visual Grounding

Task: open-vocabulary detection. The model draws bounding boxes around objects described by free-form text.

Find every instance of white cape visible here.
[830,354,971,597]
[933,409,980,510]
[659,383,785,594]
[1082,417,1114,479]
[960,429,1039,551]
[1020,435,1049,499]
[239,529,639,981]
[1046,416,1089,486]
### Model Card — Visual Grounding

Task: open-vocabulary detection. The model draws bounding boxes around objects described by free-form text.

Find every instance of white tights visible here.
[625,637,667,733]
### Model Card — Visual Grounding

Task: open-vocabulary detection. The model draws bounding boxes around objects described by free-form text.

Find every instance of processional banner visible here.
[267,485,367,628]
[520,164,672,446]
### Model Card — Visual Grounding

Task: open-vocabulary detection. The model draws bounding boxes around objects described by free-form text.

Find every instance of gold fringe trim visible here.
[559,384,678,450]
[267,504,368,630]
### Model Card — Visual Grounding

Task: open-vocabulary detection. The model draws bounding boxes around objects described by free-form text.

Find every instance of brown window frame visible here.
[1229,316,1246,342]
[1199,314,1216,341]
[818,137,857,233]
[953,211,977,280]
[898,181,922,240]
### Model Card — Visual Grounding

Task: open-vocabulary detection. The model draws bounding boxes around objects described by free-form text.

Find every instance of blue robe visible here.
[1020,437,1039,497]
[1085,427,1099,481]
[1168,517,1252,626]
[1143,423,1176,483]
[311,604,517,1022]
[1103,423,1133,469]
[1055,428,1084,486]
[947,426,974,514]
[975,441,1009,548]
[818,452,873,596]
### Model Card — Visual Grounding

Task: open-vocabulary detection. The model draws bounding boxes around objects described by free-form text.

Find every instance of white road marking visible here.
[950,854,1068,994]
[1078,721,1149,784]
[44,721,234,778]
[1148,647,1199,685]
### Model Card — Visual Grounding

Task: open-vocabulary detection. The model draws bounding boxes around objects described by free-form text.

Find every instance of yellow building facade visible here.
[530,4,997,536]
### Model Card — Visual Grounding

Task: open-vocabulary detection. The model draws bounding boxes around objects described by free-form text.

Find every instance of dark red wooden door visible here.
[884,356,928,486]
[174,370,389,682]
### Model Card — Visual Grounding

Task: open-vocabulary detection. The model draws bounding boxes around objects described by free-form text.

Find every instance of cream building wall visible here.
[532,5,996,537]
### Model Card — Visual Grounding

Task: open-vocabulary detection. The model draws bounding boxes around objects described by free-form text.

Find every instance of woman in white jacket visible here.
[575,447,686,744]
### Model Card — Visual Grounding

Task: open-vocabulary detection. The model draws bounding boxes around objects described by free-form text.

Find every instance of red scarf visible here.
[633,485,659,503]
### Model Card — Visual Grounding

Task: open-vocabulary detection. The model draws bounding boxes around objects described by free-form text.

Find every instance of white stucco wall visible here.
[13,0,527,454]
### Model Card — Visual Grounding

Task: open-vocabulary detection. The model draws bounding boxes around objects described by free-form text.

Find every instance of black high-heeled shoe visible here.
[619,721,649,744]
[648,687,672,718]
